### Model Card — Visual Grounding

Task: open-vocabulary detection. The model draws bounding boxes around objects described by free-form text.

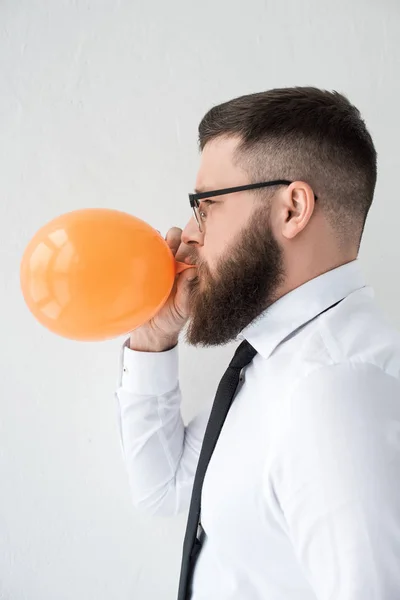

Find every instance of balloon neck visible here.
[175,261,196,275]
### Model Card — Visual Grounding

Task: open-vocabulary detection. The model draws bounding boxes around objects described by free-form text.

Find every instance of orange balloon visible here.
[20,208,194,341]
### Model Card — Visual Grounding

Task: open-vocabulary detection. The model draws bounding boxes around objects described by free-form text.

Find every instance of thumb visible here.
[176,265,197,302]
[180,265,197,282]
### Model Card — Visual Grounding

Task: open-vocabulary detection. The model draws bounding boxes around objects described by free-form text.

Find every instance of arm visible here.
[270,362,400,599]
[115,341,210,517]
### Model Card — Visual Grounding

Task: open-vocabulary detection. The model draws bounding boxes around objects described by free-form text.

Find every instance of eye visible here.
[197,199,216,223]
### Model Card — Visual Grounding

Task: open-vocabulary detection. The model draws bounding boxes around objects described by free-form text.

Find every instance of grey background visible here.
[1,0,399,598]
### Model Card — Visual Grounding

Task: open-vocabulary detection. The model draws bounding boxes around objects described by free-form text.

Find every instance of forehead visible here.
[195,135,248,190]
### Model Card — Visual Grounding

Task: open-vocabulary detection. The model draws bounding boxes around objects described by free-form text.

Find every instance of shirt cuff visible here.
[120,339,179,396]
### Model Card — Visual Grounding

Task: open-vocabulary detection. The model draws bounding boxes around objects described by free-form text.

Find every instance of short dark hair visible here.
[198,87,377,249]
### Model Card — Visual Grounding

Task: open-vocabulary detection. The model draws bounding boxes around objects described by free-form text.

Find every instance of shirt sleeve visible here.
[115,340,210,517]
[270,361,400,599]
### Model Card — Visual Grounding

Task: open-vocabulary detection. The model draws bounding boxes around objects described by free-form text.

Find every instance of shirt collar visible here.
[237,259,371,359]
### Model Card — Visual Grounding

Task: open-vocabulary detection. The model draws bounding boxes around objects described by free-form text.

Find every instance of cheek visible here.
[203,223,232,269]
[202,202,255,269]
[207,209,248,254]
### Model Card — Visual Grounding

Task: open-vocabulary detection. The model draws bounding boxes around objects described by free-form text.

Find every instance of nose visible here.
[181,215,204,246]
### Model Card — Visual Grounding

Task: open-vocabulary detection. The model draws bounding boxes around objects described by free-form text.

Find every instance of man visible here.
[116,87,400,599]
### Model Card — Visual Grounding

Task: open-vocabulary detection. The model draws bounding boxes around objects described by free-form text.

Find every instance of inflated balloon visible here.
[20,208,195,341]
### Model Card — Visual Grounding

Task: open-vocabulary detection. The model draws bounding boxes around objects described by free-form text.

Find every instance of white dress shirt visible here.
[116,259,400,599]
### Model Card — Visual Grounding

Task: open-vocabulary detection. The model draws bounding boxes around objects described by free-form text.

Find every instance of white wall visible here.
[1,0,400,598]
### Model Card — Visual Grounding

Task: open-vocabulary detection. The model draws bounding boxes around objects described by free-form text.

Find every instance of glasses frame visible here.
[188,180,318,231]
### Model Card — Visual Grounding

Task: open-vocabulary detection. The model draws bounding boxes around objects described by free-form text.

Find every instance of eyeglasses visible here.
[188,179,318,232]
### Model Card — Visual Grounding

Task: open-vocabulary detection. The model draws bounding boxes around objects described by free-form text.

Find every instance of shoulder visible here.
[277,362,400,483]
[269,362,400,507]
[287,361,400,437]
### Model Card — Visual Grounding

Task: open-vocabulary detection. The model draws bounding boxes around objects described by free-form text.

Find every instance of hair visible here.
[198,87,377,250]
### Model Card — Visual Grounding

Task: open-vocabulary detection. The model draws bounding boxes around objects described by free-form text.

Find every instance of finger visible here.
[165,227,183,257]
[175,243,193,264]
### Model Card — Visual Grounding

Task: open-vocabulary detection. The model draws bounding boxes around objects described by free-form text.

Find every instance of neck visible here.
[276,251,358,303]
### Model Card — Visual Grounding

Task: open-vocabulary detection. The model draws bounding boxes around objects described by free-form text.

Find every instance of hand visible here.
[129,227,196,350]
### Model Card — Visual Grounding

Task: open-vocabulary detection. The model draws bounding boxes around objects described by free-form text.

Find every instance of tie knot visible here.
[229,339,257,370]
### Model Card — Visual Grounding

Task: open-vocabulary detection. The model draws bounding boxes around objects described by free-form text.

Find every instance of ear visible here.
[281,181,316,240]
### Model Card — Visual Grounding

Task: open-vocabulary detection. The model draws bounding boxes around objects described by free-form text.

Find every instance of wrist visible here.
[129,330,179,353]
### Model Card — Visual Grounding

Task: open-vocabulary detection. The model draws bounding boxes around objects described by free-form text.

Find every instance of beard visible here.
[183,205,286,347]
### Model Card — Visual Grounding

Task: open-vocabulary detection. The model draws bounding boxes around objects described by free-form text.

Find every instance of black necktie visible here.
[177,339,258,600]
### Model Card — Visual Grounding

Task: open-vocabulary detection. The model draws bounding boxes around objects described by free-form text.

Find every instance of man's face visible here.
[182,136,286,347]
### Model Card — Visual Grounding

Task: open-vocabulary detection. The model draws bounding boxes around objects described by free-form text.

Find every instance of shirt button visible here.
[123,366,129,374]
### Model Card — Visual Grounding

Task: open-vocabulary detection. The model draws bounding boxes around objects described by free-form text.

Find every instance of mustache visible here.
[185,250,201,267]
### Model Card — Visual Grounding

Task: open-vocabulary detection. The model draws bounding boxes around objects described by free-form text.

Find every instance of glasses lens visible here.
[193,205,203,232]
